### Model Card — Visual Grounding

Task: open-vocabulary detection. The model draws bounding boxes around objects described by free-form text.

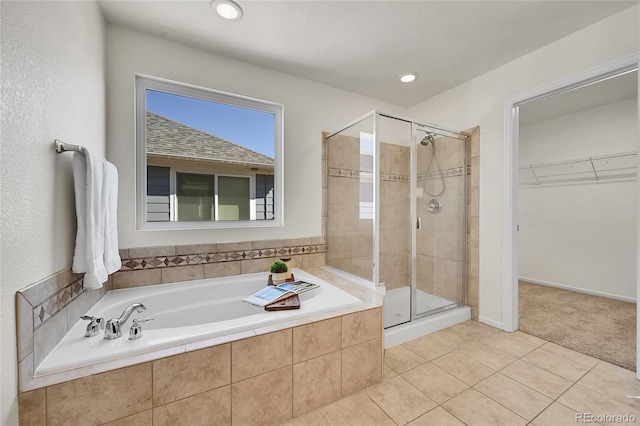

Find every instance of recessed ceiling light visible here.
[400,73,419,83]
[212,0,243,21]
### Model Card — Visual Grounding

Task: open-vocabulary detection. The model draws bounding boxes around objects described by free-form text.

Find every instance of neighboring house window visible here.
[176,172,215,221]
[136,76,283,229]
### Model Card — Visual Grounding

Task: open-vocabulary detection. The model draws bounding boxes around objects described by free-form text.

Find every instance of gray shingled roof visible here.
[146,112,274,168]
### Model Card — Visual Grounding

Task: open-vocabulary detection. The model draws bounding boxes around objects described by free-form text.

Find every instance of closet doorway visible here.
[516,69,638,371]
[503,55,639,377]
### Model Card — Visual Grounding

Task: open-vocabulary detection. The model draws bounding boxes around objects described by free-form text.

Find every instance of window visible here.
[136,75,283,229]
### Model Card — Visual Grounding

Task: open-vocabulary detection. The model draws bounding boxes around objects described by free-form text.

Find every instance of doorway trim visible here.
[503,52,639,375]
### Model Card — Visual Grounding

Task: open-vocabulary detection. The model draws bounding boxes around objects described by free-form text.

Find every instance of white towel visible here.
[72,150,121,289]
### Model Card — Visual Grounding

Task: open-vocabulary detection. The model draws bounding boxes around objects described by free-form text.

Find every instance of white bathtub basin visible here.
[36,269,362,376]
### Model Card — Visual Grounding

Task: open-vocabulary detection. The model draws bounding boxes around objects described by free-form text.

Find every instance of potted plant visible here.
[270,261,289,283]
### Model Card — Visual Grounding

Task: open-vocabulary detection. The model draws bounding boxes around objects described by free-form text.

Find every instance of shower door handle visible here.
[417,217,421,230]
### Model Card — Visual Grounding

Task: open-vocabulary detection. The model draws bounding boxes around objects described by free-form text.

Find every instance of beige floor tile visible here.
[578,361,640,402]
[456,340,517,370]
[365,376,437,425]
[383,365,397,380]
[558,384,640,417]
[402,334,455,361]
[474,373,552,420]
[452,320,500,340]
[431,351,495,386]
[480,332,537,358]
[284,410,329,426]
[442,388,527,426]
[402,363,469,404]
[406,407,465,426]
[384,345,427,374]
[460,320,501,335]
[320,393,395,426]
[429,327,475,348]
[539,342,599,368]
[522,348,591,382]
[531,402,587,426]
[500,360,572,399]
[508,331,546,348]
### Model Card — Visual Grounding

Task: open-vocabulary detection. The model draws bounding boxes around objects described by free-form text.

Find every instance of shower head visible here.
[420,133,436,146]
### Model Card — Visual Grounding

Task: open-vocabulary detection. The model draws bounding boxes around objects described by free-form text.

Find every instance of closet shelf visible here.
[519,151,637,186]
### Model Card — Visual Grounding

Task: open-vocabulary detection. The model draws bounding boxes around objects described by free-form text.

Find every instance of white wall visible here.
[0,2,106,424]
[106,26,408,248]
[408,5,640,326]
[519,98,638,300]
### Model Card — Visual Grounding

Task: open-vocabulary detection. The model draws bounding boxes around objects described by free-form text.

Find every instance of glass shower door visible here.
[414,126,466,317]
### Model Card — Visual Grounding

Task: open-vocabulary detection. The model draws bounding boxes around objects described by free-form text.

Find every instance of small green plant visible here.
[270,261,288,274]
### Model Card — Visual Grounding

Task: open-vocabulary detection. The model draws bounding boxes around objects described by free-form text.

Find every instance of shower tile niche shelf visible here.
[519,151,637,186]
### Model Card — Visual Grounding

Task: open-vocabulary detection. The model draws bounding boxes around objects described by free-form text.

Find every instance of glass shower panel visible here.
[415,133,466,316]
[326,115,375,282]
[378,115,412,328]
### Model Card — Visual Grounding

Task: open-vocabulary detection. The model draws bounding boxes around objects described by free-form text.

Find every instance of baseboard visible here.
[479,315,505,330]
[519,276,636,303]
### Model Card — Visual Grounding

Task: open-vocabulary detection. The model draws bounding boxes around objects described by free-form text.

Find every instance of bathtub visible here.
[36,269,362,376]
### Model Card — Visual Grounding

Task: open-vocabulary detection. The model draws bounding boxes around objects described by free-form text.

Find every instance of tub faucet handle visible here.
[80,315,104,337]
[128,318,154,340]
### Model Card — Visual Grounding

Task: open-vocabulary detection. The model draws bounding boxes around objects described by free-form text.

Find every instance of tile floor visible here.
[283,320,640,426]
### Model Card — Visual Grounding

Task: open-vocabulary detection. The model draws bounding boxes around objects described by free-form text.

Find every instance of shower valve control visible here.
[128,318,154,340]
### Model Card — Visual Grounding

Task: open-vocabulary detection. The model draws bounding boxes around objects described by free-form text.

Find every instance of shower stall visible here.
[325,111,470,346]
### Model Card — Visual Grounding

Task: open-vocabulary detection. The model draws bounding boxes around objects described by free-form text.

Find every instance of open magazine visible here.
[242,280,320,307]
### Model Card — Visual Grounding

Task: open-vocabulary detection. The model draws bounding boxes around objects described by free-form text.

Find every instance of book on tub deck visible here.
[242,280,320,308]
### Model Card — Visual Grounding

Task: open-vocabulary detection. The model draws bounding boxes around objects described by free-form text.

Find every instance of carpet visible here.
[518,281,636,371]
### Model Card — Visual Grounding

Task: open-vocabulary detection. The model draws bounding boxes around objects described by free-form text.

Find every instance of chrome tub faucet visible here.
[104,303,147,340]
[81,315,104,337]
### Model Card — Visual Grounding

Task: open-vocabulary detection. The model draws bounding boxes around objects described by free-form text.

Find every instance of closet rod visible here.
[520,151,637,171]
[54,139,85,155]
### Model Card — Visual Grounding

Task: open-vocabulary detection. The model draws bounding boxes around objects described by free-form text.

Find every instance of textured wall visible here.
[0,2,106,424]
[105,25,407,248]
[519,98,638,300]
[408,5,640,327]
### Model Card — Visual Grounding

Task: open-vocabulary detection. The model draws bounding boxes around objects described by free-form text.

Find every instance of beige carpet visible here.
[518,281,636,371]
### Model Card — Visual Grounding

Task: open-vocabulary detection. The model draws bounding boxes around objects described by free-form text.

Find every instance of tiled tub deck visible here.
[17,269,383,426]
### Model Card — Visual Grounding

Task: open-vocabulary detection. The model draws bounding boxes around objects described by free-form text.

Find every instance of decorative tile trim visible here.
[329,166,464,183]
[120,244,327,271]
[32,277,84,330]
[417,166,465,181]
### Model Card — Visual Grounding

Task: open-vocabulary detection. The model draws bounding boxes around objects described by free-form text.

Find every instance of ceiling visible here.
[519,70,638,125]
[98,0,638,107]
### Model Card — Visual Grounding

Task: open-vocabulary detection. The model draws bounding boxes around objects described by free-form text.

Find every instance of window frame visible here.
[135,74,284,230]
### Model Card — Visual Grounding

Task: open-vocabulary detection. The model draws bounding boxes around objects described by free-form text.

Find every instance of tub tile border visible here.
[32,276,84,330]
[119,244,327,271]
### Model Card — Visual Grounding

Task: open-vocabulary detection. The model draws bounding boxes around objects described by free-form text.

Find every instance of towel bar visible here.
[55,139,85,154]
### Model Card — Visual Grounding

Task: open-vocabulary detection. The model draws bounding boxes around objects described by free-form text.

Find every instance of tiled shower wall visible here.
[16,237,326,392]
[325,133,375,281]
[466,127,480,320]
[324,127,480,316]
[325,135,410,287]
[416,136,467,303]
